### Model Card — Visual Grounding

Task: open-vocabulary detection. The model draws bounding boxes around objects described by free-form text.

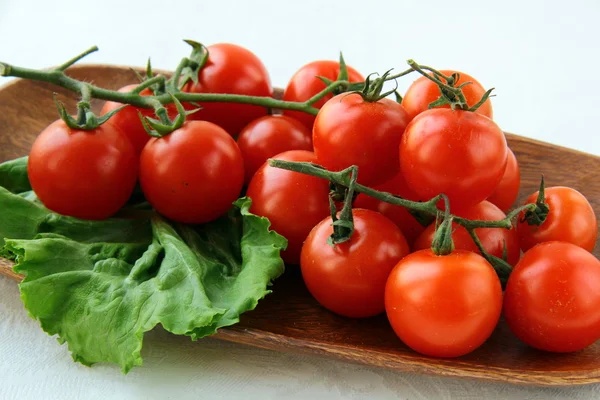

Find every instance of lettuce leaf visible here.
[0,157,286,373]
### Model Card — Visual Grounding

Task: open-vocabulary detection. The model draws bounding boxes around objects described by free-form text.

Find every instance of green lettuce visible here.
[0,157,286,373]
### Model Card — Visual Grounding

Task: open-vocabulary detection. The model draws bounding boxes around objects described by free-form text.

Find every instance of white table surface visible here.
[1,0,600,399]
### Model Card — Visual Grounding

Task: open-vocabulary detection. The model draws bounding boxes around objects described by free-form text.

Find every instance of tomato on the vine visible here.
[503,241,600,353]
[385,249,502,358]
[301,208,410,318]
[183,43,272,136]
[237,115,312,185]
[313,92,410,186]
[400,108,507,210]
[517,186,597,252]
[353,172,425,247]
[100,85,176,155]
[282,60,364,129]
[139,120,244,224]
[28,119,138,220]
[486,148,520,212]
[246,150,330,265]
[402,70,493,121]
[413,200,520,266]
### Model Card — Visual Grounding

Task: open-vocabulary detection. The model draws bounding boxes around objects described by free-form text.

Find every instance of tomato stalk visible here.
[327,166,358,245]
[430,197,454,256]
[520,176,550,226]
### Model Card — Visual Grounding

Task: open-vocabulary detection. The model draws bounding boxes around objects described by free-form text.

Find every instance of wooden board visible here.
[1,65,599,387]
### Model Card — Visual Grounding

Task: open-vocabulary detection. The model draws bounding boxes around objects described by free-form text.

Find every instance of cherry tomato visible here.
[402,70,493,121]
[301,208,410,318]
[517,186,597,252]
[282,60,364,130]
[503,241,600,352]
[313,93,410,186]
[400,108,507,210]
[385,249,502,358]
[413,201,521,266]
[139,121,244,224]
[246,150,330,265]
[100,85,176,155]
[183,43,272,136]
[353,172,425,247]
[28,119,137,220]
[486,148,520,212]
[237,115,312,185]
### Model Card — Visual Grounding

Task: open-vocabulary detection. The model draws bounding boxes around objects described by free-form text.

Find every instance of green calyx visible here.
[327,166,359,246]
[351,69,398,103]
[172,40,210,91]
[55,95,124,131]
[140,94,200,138]
[406,59,494,112]
[521,176,550,226]
[431,201,455,256]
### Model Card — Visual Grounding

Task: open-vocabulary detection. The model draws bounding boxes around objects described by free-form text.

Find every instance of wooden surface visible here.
[1,64,599,387]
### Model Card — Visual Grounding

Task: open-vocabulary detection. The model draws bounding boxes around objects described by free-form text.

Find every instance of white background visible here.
[1,0,600,399]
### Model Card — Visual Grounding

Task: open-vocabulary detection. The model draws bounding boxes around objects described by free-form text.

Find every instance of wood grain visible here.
[1,64,599,387]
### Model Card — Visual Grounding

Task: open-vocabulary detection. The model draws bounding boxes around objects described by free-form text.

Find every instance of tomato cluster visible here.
[26,42,600,360]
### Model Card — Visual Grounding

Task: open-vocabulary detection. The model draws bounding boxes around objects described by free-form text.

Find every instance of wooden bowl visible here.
[1,64,599,386]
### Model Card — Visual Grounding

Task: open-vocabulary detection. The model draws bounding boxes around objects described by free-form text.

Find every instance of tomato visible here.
[503,241,600,352]
[282,60,364,130]
[385,249,503,358]
[353,172,425,247]
[101,85,176,155]
[237,115,312,185]
[486,148,520,212]
[413,201,520,266]
[182,43,272,136]
[246,150,330,265]
[139,121,244,224]
[517,186,597,252]
[301,208,410,318]
[402,70,493,121]
[400,108,507,210]
[28,119,137,220]
[313,93,410,186]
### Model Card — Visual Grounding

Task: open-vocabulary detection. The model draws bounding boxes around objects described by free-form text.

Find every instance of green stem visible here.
[407,59,469,107]
[268,159,532,232]
[132,75,167,94]
[304,80,349,105]
[0,61,321,114]
[55,46,99,72]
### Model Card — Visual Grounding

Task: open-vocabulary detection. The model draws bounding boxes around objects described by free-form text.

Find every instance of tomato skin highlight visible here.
[486,148,520,212]
[413,200,521,266]
[139,121,244,224]
[237,115,312,185]
[503,241,600,353]
[28,119,138,220]
[353,172,425,247]
[183,43,272,136]
[517,186,598,253]
[313,93,410,186]
[100,85,176,156]
[301,209,410,318]
[399,108,507,210]
[282,60,364,130]
[246,150,330,265]
[402,70,493,121]
[385,249,503,358]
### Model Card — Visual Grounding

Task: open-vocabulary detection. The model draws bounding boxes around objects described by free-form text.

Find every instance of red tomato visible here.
[503,241,600,352]
[313,93,410,186]
[353,172,425,247]
[28,119,137,220]
[402,70,493,121]
[182,43,272,136]
[400,108,507,210]
[237,115,312,185]
[385,249,503,358]
[486,148,520,212]
[282,60,364,129]
[301,208,410,318]
[517,186,598,252]
[246,150,330,265]
[139,121,244,224]
[413,201,520,266]
[101,85,176,155]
